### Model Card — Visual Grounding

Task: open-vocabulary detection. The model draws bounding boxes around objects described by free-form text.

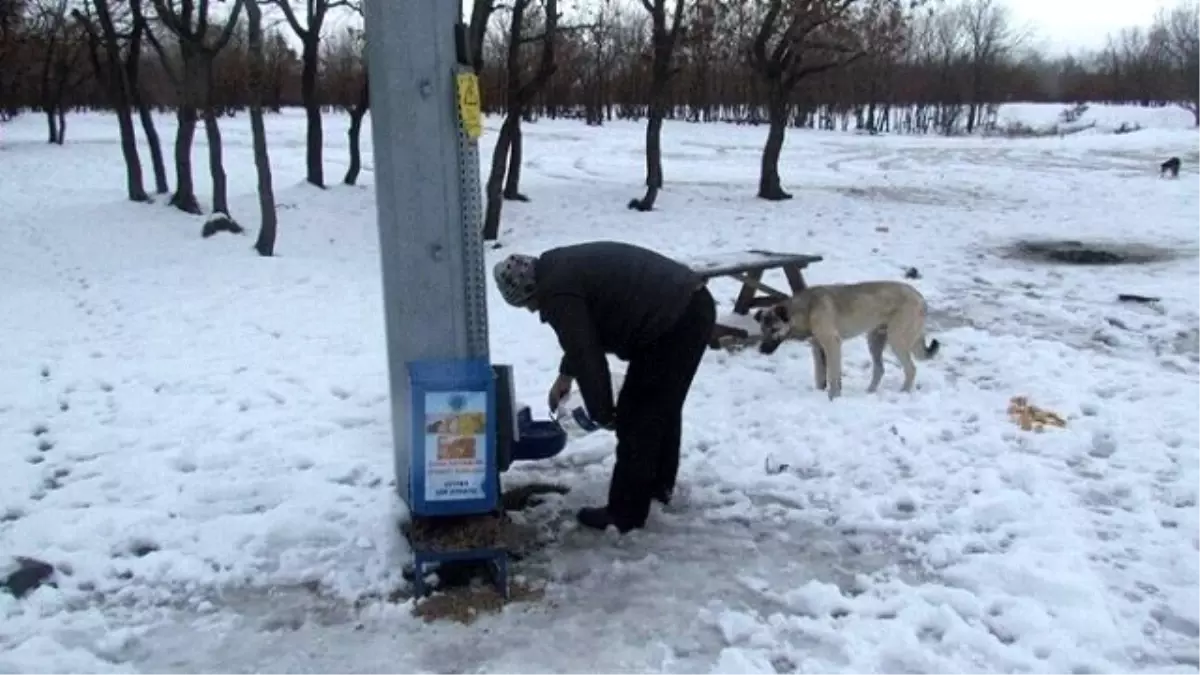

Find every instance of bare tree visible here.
[343,59,368,185]
[1153,0,1199,125]
[853,0,907,131]
[627,0,687,212]
[75,1,167,190]
[74,0,150,202]
[580,0,620,125]
[31,0,88,144]
[481,0,561,241]
[931,4,967,134]
[960,0,1019,133]
[681,0,719,122]
[272,0,350,188]
[747,0,868,200]
[7,0,1200,158]
[0,0,25,114]
[320,22,368,185]
[126,0,168,192]
[149,0,244,216]
[244,0,276,255]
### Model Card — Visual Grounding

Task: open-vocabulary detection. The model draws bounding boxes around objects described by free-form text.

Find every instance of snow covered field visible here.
[0,102,1197,673]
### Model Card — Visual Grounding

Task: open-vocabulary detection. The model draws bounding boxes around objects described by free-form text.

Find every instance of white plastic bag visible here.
[554,370,625,438]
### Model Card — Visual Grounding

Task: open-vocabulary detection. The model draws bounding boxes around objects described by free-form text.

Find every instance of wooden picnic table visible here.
[683,249,824,349]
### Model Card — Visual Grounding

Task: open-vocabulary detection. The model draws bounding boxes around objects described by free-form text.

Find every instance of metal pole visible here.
[362,0,489,506]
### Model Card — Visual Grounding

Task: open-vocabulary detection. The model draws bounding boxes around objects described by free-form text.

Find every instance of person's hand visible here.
[547,374,573,412]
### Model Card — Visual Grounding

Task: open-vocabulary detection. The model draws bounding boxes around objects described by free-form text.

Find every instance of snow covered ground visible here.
[0,102,1197,673]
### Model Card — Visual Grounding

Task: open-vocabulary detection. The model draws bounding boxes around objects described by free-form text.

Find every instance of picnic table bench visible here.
[683,249,824,349]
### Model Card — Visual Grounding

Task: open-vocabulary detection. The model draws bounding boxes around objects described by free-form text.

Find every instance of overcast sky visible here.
[1006,0,1174,53]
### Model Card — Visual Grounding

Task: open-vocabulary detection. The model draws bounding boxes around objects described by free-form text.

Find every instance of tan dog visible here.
[753,281,940,399]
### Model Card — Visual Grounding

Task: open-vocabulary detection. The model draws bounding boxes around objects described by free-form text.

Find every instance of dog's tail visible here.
[915,335,941,360]
[915,300,941,360]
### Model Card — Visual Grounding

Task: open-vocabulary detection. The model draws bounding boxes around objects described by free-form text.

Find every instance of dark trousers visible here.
[607,286,716,531]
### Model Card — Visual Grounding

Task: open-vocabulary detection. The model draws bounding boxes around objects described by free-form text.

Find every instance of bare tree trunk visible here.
[501,119,528,201]
[126,4,168,194]
[758,86,792,201]
[115,103,150,202]
[246,0,277,256]
[300,37,324,187]
[55,106,65,144]
[343,75,369,186]
[199,54,233,218]
[45,108,57,143]
[482,115,517,241]
[628,94,665,211]
[251,101,278,254]
[203,106,232,216]
[628,0,682,214]
[76,0,149,203]
[170,104,202,213]
[136,102,169,193]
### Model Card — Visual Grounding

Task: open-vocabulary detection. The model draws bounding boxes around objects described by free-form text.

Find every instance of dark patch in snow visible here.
[201,213,245,238]
[1006,239,1178,266]
[1,507,25,522]
[2,556,56,598]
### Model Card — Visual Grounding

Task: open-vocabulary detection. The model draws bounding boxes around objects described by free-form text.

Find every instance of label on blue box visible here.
[422,390,489,502]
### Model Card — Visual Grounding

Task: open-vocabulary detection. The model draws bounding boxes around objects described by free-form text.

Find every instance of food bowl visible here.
[511,406,568,461]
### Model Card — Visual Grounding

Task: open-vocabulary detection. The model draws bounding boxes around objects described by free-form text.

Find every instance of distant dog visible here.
[1161,156,1181,178]
[754,281,940,400]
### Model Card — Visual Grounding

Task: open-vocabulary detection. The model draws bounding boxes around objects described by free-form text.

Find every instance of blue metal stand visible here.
[410,547,509,600]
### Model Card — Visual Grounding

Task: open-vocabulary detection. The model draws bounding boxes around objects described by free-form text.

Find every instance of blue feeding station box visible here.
[403,359,569,601]
[407,358,498,518]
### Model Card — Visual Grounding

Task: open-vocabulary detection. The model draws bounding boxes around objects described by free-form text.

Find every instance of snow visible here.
[0,102,1197,673]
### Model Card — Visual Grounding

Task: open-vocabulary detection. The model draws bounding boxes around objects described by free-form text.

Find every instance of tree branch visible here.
[210,0,244,52]
[750,0,783,73]
[669,0,684,35]
[197,0,210,37]
[514,0,558,104]
[142,11,180,83]
[149,0,186,38]
[271,0,307,39]
[783,49,866,89]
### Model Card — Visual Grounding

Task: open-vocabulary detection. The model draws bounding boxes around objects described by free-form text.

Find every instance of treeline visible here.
[0,0,1196,249]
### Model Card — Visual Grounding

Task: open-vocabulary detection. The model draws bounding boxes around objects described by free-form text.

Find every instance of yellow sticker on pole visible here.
[456,72,483,140]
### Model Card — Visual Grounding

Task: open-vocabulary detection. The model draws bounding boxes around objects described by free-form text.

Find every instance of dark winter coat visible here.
[535,241,703,425]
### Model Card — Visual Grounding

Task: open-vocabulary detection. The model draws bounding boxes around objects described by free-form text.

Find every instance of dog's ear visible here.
[772,304,790,321]
[752,309,764,322]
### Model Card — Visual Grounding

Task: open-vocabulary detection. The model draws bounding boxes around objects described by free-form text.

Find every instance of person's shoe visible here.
[578,506,644,533]
[652,486,673,506]
[576,506,614,531]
